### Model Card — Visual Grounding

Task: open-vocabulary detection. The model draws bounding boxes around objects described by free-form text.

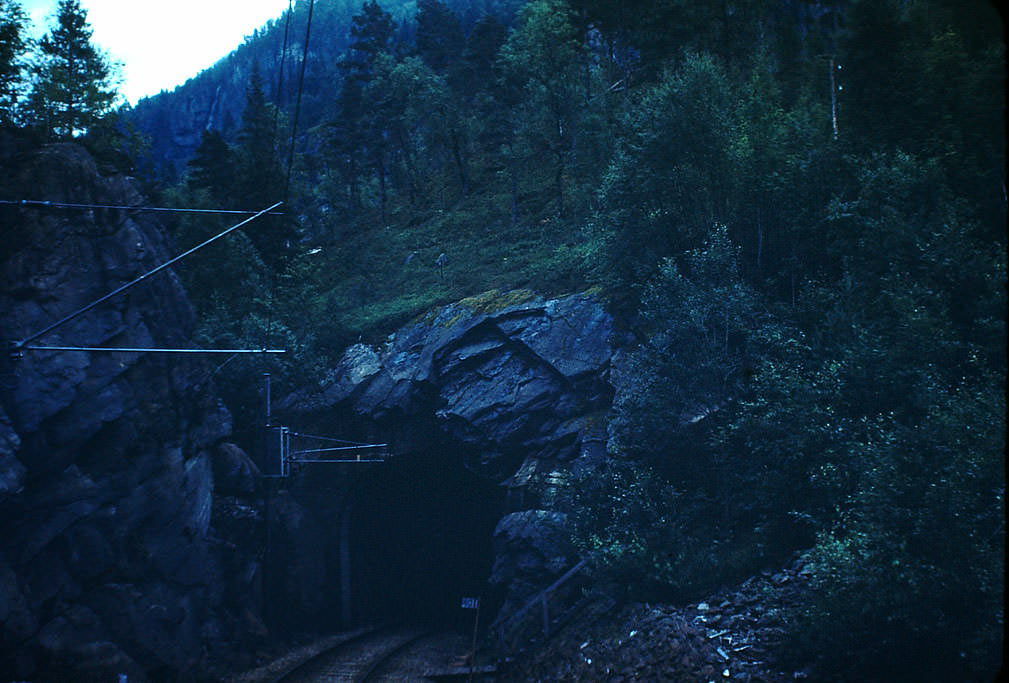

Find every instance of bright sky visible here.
[20,0,292,104]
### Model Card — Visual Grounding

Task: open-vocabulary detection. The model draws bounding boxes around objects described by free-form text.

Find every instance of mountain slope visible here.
[128,0,525,179]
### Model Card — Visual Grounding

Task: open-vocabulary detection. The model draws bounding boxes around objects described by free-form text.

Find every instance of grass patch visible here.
[308,181,590,346]
[457,288,540,314]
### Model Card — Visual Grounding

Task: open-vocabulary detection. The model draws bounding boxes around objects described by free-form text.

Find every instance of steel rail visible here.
[271,625,413,683]
[358,630,436,682]
[289,458,386,463]
[267,626,386,683]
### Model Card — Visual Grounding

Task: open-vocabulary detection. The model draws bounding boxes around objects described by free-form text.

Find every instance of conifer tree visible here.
[460,14,507,97]
[0,0,29,125]
[236,65,292,269]
[331,0,396,220]
[416,0,465,77]
[187,129,234,203]
[27,0,118,138]
[345,0,396,84]
[237,65,281,202]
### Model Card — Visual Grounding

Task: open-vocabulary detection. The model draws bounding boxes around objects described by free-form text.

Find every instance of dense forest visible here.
[1,0,1005,679]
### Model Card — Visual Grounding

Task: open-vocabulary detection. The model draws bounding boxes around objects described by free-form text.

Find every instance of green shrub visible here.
[792,380,1005,681]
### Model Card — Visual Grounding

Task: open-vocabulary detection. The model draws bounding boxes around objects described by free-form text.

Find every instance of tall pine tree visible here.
[27,0,117,138]
[187,129,235,203]
[236,65,292,269]
[416,0,465,77]
[331,0,396,220]
[0,0,28,125]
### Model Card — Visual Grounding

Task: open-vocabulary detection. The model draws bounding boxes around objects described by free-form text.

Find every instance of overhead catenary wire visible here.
[289,456,386,464]
[288,431,383,447]
[290,444,387,455]
[289,458,385,463]
[261,408,391,475]
[12,201,283,351]
[21,346,286,354]
[0,199,284,215]
[211,352,241,376]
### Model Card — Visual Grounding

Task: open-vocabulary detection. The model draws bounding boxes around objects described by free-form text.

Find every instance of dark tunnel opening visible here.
[258,412,511,641]
[348,449,505,632]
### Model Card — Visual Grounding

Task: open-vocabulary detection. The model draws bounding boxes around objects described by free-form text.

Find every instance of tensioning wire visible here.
[0,199,284,215]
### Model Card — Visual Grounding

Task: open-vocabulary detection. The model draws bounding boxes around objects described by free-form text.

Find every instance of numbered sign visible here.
[461,597,480,610]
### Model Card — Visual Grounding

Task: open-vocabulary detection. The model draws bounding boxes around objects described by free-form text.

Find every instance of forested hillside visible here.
[128,0,526,177]
[162,2,1005,677]
[2,0,1005,679]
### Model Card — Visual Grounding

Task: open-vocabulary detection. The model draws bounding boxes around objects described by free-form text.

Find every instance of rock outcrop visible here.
[130,69,249,178]
[285,291,616,473]
[0,142,625,677]
[0,143,261,680]
[281,290,621,620]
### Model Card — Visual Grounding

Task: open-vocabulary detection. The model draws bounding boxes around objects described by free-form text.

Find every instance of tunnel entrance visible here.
[260,437,507,638]
[347,449,505,631]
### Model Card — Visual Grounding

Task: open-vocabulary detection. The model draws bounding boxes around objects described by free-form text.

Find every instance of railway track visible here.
[271,626,465,683]
[359,631,475,682]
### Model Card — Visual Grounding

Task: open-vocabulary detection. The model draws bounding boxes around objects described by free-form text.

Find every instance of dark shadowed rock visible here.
[285,291,617,479]
[266,491,332,628]
[0,143,254,680]
[491,509,577,610]
[34,605,144,681]
[280,290,620,625]
[212,442,260,496]
[0,408,24,496]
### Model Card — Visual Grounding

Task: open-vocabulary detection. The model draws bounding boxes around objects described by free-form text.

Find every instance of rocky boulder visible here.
[490,509,577,615]
[284,290,617,479]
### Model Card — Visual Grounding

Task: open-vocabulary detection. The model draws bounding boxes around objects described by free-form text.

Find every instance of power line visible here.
[265,0,300,362]
[272,0,294,142]
[0,199,284,215]
[12,202,283,351]
[283,0,315,200]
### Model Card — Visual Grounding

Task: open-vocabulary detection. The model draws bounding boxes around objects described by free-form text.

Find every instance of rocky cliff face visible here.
[131,70,246,179]
[0,142,625,677]
[281,290,622,622]
[287,292,616,469]
[0,143,265,680]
